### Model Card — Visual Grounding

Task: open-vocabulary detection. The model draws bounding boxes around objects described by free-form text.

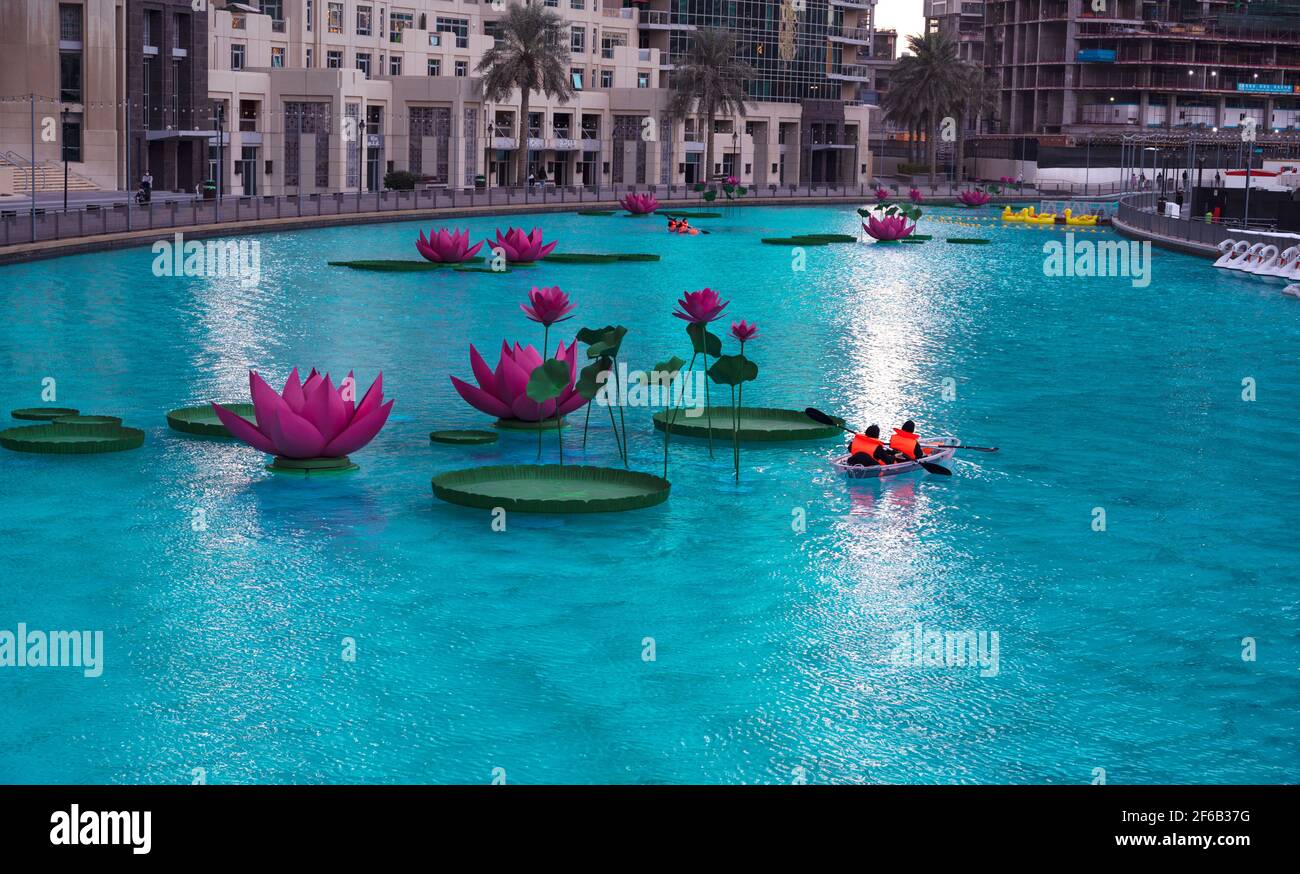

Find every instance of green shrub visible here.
[384,170,422,191]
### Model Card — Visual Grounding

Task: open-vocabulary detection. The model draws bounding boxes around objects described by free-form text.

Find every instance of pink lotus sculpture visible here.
[863,213,916,241]
[212,368,393,464]
[958,189,992,207]
[620,192,660,215]
[485,227,558,263]
[909,188,924,203]
[874,187,890,202]
[451,340,588,422]
[416,228,483,263]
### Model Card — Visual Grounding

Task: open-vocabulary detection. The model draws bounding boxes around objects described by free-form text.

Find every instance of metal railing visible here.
[1114,191,1277,250]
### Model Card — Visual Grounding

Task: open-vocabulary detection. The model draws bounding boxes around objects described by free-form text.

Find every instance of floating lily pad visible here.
[432,464,670,514]
[761,234,858,246]
[11,407,79,421]
[430,429,499,445]
[900,238,928,244]
[328,258,484,271]
[542,252,662,264]
[52,415,123,428]
[166,403,253,438]
[577,209,616,216]
[266,455,358,474]
[453,265,513,273]
[947,238,991,244]
[652,406,845,442]
[0,421,144,454]
[656,210,721,219]
[493,417,570,432]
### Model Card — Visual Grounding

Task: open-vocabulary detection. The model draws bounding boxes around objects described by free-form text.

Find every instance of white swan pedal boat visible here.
[831,438,958,478]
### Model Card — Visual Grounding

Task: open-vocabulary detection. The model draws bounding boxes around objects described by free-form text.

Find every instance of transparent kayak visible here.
[830,439,957,478]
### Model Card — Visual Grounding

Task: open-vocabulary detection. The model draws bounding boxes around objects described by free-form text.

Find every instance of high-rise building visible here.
[2,0,880,197]
[981,0,1300,135]
[923,0,983,64]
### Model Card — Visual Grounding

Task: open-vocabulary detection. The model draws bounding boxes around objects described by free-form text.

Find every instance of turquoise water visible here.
[1,205,1297,784]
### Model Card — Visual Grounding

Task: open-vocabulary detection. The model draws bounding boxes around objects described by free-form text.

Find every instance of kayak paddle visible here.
[804,408,952,476]
[805,409,998,452]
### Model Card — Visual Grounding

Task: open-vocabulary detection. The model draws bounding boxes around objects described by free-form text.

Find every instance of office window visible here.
[261,0,284,22]
[637,71,649,88]
[435,18,469,50]
[306,0,313,31]
[570,0,585,7]
[59,3,82,41]
[327,50,342,68]
[601,32,625,60]
[327,2,343,34]
[60,51,83,103]
[600,69,612,89]
[356,5,372,36]
[544,0,558,6]
[357,52,371,77]
[272,46,285,68]
[454,60,468,77]
[571,68,583,90]
[390,11,414,43]
[61,119,82,163]
[231,44,245,70]
[305,47,313,67]
[389,55,402,75]
[571,26,584,54]
[171,60,180,122]
[427,58,441,76]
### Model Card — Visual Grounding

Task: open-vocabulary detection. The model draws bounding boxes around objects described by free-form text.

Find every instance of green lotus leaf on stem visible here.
[526,358,572,404]
[706,353,758,387]
[736,186,747,196]
[575,324,616,346]
[686,322,722,357]
[701,189,717,202]
[692,183,706,192]
[647,356,686,387]
[585,326,628,360]
[576,358,613,401]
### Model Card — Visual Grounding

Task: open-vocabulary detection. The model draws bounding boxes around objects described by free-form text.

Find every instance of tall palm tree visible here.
[888,32,971,186]
[668,28,754,187]
[476,2,573,188]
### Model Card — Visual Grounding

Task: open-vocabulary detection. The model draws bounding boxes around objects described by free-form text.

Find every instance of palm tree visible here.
[668,28,754,188]
[887,32,971,187]
[476,2,573,188]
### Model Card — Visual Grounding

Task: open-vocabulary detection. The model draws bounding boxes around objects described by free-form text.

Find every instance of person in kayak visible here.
[846,425,900,466]
[889,420,929,461]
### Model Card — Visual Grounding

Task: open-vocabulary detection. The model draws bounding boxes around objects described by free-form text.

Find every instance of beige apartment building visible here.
[2,0,876,197]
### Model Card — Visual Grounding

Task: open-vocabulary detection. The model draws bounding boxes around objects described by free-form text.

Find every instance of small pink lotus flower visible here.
[486,227,558,263]
[958,189,991,206]
[730,320,758,343]
[909,187,923,203]
[725,175,739,186]
[864,214,915,241]
[415,227,483,263]
[451,341,588,422]
[521,286,575,326]
[672,287,729,323]
[620,192,660,214]
[212,368,393,459]
[874,187,890,201]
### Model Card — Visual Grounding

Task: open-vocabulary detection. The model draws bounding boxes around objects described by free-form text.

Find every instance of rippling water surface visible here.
[0,205,1297,784]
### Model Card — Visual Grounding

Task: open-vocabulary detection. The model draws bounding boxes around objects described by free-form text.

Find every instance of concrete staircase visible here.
[0,152,101,195]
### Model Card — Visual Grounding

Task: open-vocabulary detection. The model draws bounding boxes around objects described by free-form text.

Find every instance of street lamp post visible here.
[216,103,225,205]
[61,107,70,211]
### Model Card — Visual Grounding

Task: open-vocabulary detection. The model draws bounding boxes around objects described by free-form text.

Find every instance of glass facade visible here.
[666,0,840,103]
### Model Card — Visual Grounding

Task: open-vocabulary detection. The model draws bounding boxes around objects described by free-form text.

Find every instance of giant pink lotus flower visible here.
[672,287,729,323]
[958,189,991,206]
[521,286,575,326]
[620,192,660,215]
[863,214,916,241]
[212,368,393,459]
[909,188,924,203]
[485,227,557,263]
[416,227,483,263]
[451,341,589,422]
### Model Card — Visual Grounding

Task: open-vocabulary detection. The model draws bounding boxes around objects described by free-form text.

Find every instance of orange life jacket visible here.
[849,433,886,464]
[890,428,924,460]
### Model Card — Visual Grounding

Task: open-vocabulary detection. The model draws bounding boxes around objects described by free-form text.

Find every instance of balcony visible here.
[830,27,873,46]
[642,11,695,30]
[828,64,872,83]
